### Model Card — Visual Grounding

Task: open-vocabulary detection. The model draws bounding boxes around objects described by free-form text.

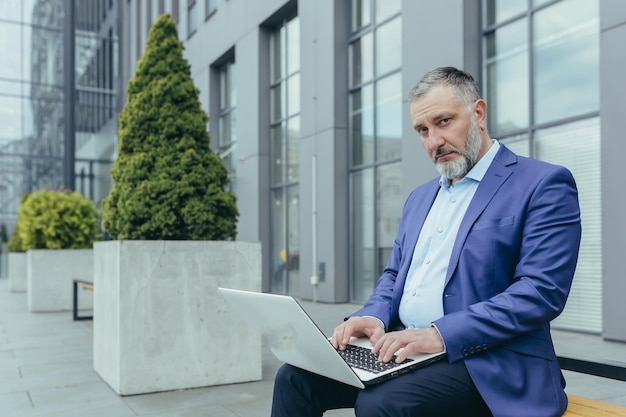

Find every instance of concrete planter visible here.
[93,240,262,396]
[8,252,27,292]
[27,249,94,312]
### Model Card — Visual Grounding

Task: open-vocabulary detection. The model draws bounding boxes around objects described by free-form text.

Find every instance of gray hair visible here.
[408,67,481,110]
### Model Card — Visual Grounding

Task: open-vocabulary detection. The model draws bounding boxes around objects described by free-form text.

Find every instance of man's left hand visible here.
[372,327,445,363]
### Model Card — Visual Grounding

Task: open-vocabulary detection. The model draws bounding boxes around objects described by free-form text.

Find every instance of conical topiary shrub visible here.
[102,13,238,241]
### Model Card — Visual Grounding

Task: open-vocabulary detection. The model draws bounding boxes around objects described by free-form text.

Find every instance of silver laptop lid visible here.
[218,287,365,388]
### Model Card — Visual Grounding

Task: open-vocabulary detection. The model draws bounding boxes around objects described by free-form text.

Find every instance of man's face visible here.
[410,85,489,181]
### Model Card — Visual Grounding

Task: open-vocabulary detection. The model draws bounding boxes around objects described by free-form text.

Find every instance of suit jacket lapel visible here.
[444,146,517,285]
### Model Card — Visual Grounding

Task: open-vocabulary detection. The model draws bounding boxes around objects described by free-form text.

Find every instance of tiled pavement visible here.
[1,277,625,416]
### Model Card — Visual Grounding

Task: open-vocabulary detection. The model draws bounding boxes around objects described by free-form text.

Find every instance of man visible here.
[271,67,581,417]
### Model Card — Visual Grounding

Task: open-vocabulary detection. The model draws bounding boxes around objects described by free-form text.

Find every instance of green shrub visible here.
[7,226,25,252]
[102,13,238,241]
[17,189,99,250]
[7,193,30,252]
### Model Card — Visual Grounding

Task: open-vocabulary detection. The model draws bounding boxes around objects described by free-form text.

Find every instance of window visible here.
[187,0,197,36]
[483,0,601,332]
[216,60,237,193]
[269,15,300,296]
[206,0,217,18]
[348,0,402,302]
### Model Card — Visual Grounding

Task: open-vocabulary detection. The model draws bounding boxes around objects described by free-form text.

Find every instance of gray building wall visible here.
[600,0,626,342]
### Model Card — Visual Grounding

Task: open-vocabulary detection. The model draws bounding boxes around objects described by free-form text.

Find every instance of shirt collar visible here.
[439,139,500,188]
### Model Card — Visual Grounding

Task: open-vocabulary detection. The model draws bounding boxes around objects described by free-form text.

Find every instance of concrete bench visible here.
[559,356,626,416]
[72,279,93,321]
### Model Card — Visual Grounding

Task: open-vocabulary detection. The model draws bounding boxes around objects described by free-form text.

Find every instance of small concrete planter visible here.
[93,240,262,396]
[8,252,27,292]
[26,249,94,312]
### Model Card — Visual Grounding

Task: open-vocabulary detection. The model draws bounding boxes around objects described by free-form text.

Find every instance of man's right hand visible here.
[331,316,385,350]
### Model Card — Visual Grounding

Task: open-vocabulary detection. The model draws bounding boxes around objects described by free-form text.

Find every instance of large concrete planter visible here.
[8,252,27,292]
[93,240,262,396]
[27,249,94,312]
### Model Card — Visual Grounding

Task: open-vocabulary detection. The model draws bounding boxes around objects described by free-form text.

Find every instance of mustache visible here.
[433,147,459,160]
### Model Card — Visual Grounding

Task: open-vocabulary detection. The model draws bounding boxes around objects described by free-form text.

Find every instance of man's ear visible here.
[474,99,487,131]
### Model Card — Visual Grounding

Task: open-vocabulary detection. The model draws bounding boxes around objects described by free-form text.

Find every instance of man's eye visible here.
[440,118,450,125]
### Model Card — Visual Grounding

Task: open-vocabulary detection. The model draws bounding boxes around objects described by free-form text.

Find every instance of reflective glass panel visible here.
[0,0,22,23]
[499,134,529,157]
[287,116,300,182]
[533,0,599,124]
[270,81,285,122]
[271,188,287,293]
[351,168,375,301]
[0,96,31,148]
[351,0,371,31]
[484,18,529,133]
[375,17,401,76]
[375,73,402,162]
[287,73,300,117]
[376,163,401,270]
[0,22,23,81]
[270,27,285,82]
[534,117,601,332]
[218,112,231,147]
[349,84,374,166]
[286,185,300,295]
[375,0,400,22]
[483,0,527,27]
[349,32,373,87]
[271,123,285,184]
[187,2,197,36]
[286,17,300,76]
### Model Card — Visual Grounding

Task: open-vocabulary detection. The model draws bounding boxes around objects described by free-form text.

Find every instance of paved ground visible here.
[1,277,626,416]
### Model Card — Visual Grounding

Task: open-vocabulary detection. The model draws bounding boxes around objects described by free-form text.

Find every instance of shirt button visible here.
[425,259,431,265]
[451,197,457,203]
[411,290,416,296]
[437,227,444,233]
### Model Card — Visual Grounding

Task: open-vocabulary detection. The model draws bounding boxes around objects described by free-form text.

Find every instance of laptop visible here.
[218,287,446,389]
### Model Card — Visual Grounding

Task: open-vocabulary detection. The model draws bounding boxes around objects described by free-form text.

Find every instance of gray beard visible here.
[435,117,482,180]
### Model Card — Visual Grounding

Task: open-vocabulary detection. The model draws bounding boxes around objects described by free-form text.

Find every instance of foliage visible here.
[102,13,238,241]
[17,189,99,250]
[7,225,25,252]
[7,193,29,252]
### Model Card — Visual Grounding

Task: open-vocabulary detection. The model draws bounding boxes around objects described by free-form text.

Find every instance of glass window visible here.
[376,162,401,269]
[483,0,527,27]
[351,0,371,32]
[206,0,216,17]
[375,0,400,22]
[350,168,375,301]
[375,73,402,162]
[499,134,529,157]
[349,85,374,166]
[269,15,300,295]
[533,0,599,125]
[287,116,300,182]
[187,0,197,36]
[0,22,23,81]
[271,123,285,184]
[349,32,374,87]
[349,0,402,301]
[484,18,529,134]
[287,18,300,76]
[375,17,401,76]
[534,118,601,332]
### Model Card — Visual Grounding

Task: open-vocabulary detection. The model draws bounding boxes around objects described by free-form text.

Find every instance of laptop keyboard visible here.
[337,344,414,374]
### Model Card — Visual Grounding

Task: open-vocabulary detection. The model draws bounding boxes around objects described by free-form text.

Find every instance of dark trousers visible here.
[271,360,493,417]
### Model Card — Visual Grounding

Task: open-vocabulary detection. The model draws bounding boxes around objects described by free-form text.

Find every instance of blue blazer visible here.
[353,145,582,417]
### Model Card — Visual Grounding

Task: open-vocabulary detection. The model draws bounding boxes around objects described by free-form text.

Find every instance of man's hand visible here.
[372,327,444,363]
[331,316,385,350]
